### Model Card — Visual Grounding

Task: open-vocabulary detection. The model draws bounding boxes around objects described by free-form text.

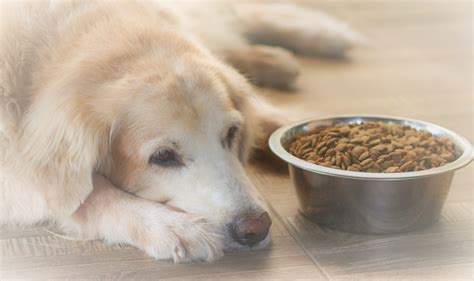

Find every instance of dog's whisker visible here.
[42,227,93,242]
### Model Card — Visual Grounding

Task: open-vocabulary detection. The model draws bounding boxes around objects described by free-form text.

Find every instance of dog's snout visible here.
[232,211,272,246]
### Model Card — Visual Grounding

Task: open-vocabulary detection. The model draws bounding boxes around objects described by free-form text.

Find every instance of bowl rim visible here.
[269,114,474,180]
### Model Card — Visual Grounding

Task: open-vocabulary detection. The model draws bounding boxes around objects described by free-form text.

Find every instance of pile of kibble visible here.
[288,122,457,173]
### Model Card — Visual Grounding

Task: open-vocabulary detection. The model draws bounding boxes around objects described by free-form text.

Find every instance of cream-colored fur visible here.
[0,0,359,262]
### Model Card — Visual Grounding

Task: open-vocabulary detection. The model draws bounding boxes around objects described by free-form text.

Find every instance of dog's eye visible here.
[226,125,239,148]
[149,148,180,167]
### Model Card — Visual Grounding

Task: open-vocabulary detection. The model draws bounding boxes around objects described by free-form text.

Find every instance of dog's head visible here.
[56,28,283,253]
[102,56,273,250]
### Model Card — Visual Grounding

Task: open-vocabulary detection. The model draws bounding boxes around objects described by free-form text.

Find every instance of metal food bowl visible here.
[269,115,473,234]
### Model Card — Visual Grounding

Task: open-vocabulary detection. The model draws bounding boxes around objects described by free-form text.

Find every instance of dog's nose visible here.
[232,211,272,246]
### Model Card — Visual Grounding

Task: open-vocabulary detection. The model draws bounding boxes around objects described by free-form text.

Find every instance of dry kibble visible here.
[352,146,366,157]
[347,166,360,172]
[359,151,371,161]
[342,153,352,166]
[288,121,457,173]
[335,153,342,166]
[327,138,338,146]
[372,144,387,152]
[368,139,381,146]
[384,166,399,173]
[318,147,328,156]
[360,158,373,167]
[335,143,347,152]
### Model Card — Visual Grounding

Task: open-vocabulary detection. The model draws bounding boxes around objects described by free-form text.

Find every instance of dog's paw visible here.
[134,208,224,263]
[226,45,300,89]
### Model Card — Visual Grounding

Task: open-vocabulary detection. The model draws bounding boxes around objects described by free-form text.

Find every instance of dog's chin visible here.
[222,231,272,252]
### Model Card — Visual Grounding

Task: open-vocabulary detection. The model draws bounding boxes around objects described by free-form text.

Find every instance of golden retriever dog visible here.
[1,1,360,262]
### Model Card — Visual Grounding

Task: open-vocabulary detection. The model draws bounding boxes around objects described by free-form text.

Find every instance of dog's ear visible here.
[228,86,290,162]
[245,97,291,158]
[18,93,110,217]
[218,65,291,162]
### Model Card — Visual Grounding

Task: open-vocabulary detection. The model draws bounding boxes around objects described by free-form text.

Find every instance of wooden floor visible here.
[1,1,473,280]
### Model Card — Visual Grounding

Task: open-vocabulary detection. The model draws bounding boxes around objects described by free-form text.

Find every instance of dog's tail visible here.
[234,3,366,58]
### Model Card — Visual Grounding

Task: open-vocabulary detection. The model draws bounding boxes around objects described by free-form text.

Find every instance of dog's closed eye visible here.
[149,148,182,167]
[225,125,240,149]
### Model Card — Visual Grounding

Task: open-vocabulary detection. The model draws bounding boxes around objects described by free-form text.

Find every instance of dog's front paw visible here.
[134,208,224,263]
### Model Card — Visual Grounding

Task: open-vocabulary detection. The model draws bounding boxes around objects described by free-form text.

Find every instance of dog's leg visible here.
[233,3,363,58]
[225,44,300,89]
[173,2,301,89]
[60,174,223,263]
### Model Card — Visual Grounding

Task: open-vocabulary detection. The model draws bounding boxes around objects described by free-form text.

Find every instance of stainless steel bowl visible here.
[269,115,473,234]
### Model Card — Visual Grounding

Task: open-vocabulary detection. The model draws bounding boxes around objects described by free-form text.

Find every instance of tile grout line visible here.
[264,201,332,281]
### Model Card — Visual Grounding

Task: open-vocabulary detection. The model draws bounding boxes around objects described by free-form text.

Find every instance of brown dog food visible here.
[288,122,457,173]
